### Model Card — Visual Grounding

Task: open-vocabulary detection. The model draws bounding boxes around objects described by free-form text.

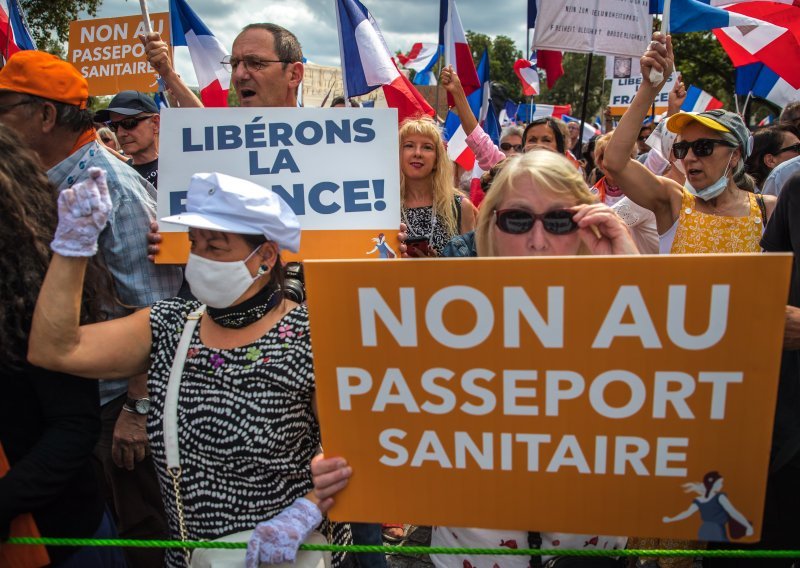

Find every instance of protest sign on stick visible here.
[609,72,677,116]
[157,107,401,263]
[306,254,791,541]
[68,13,170,95]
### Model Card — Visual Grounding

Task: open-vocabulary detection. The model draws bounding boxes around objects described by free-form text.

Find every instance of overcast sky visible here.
[84,0,530,81]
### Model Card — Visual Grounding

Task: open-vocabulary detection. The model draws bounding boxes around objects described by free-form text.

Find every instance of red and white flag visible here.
[441,0,480,105]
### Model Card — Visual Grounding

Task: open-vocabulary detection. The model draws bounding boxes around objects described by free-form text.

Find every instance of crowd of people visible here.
[0,19,799,568]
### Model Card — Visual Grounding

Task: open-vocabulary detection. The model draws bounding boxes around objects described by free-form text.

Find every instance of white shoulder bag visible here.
[163,306,330,568]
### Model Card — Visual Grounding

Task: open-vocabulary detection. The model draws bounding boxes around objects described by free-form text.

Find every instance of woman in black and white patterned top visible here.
[399,117,477,255]
[29,171,350,567]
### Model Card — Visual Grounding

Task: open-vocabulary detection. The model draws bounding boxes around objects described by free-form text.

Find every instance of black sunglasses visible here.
[500,142,523,152]
[775,143,800,155]
[494,208,578,235]
[107,115,154,133]
[672,138,737,159]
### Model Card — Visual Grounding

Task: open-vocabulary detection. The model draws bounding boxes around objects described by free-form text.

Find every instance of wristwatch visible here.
[123,396,151,416]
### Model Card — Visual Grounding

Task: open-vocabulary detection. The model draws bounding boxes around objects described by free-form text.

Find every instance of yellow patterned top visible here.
[670,189,764,254]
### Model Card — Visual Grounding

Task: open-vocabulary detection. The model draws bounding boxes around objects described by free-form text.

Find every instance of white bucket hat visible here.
[161,172,300,253]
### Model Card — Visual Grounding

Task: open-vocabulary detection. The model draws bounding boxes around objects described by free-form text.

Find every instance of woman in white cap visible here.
[603,32,776,254]
[28,169,346,567]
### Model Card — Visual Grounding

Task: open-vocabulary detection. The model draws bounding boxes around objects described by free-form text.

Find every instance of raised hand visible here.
[641,32,674,90]
[572,203,639,256]
[51,168,112,257]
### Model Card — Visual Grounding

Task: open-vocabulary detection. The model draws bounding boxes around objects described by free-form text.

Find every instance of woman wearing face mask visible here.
[315,151,636,568]
[28,170,348,568]
[604,33,776,254]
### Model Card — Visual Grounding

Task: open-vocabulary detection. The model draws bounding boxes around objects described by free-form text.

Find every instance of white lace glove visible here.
[50,167,112,257]
[245,498,323,567]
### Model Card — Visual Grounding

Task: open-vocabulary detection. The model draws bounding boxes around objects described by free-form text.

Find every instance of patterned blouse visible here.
[147,298,320,567]
[666,189,764,254]
[403,194,463,254]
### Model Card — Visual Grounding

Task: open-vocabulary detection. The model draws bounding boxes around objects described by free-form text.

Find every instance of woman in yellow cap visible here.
[603,33,776,254]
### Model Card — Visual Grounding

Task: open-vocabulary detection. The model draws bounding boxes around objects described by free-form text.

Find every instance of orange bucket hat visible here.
[0,51,89,109]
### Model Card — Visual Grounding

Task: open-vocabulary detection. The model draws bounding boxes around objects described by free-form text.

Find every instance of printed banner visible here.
[69,13,170,95]
[157,107,401,263]
[609,72,677,116]
[533,0,650,58]
[305,254,791,541]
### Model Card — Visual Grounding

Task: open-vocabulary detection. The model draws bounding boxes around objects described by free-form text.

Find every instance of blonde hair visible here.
[399,117,459,238]
[475,150,597,257]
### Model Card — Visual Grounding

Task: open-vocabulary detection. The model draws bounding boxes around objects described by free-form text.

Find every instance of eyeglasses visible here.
[107,115,154,133]
[672,138,737,159]
[500,142,523,153]
[637,136,648,142]
[494,208,578,235]
[220,56,292,73]
[775,143,800,155]
[0,99,37,115]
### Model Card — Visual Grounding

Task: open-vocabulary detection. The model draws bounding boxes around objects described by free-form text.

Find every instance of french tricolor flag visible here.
[736,62,800,109]
[398,43,440,86]
[514,58,540,97]
[680,85,725,112]
[169,0,229,107]
[443,50,492,171]
[440,0,480,106]
[335,0,434,123]
[0,0,36,60]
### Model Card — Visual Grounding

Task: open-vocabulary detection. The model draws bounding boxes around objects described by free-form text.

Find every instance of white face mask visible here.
[184,246,263,308]
[683,151,734,202]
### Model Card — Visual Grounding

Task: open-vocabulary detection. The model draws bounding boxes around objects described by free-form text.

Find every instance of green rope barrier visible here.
[5,538,800,557]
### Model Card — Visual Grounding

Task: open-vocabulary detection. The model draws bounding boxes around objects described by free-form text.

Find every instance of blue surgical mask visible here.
[683,152,734,202]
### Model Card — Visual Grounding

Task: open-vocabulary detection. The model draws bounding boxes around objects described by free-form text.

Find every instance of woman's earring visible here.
[257,264,270,276]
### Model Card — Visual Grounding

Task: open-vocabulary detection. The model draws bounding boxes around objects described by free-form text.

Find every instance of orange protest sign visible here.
[68,13,170,96]
[305,254,791,542]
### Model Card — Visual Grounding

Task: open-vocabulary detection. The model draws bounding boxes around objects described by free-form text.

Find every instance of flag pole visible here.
[333,0,351,107]
[578,52,594,154]
[139,0,153,34]
[648,0,671,86]
[742,91,752,116]
[434,46,442,120]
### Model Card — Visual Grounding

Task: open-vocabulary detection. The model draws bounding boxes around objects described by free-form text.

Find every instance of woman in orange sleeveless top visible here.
[603,32,776,253]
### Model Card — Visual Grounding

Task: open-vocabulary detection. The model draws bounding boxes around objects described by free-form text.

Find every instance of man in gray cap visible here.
[96,91,161,187]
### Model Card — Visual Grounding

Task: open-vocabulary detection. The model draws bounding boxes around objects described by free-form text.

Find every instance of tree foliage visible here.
[671,31,735,108]
[465,30,524,102]
[18,0,103,52]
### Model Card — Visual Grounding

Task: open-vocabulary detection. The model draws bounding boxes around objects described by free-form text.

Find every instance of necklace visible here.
[401,205,438,238]
[206,284,282,329]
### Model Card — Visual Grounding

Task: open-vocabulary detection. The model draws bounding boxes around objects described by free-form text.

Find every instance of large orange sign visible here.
[68,13,170,96]
[305,254,791,542]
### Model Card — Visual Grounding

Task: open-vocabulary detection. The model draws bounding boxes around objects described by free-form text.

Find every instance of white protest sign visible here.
[609,72,677,115]
[157,108,401,262]
[533,0,650,58]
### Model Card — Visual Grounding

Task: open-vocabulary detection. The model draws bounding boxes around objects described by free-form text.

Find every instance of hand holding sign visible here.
[642,33,673,90]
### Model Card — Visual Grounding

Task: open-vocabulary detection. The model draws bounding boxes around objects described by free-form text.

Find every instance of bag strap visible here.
[756,193,767,226]
[164,305,206,471]
[454,194,463,233]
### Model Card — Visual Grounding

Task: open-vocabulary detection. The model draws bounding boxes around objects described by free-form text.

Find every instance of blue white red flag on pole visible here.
[398,43,440,86]
[169,0,229,107]
[0,0,36,60]
[681,85,725,112]
[335,0,434,123]
[514,58,540,96]
[758,114,774,126]
[440,0,480,105]
[515,103,571,122]
[500,101,519,126]
[444,50,490,171]
[668,0,787,33]
[736,63,800,109]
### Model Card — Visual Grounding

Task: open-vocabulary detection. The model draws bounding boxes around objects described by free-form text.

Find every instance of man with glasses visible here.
[0,51,181,568]
[142,23,303,108]
[96,91,160,188]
